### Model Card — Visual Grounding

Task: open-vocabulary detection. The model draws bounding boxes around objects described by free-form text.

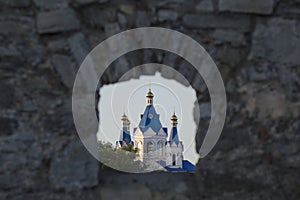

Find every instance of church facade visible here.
[116,89,195,171]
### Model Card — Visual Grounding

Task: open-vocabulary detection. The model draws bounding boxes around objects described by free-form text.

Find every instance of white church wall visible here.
[165,143,183,168]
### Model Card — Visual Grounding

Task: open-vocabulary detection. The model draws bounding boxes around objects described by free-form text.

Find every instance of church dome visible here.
[121,113,128,121]
[170,113,178,121]
[146,89,154,98]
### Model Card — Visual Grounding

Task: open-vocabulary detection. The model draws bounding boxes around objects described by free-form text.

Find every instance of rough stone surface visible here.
[0,0,30,7]
[196,0,214,12]
[49,138,99,191]
[249,18,300,66]
[183,14,251,31]
[135,11,150,27]
[219,0,274,15]
[199,102,211,118]
[157,10,178,21]
[51,54,76,88]
[68,33,89,65]
[37,9,80,34]
[1,1,300,200]
[100,183,152,200]
[212,29,246,46]
[0,117,17,136]
[82,6,116,27]
[104,23,121,37]
[48,39,68,52]
[0,82,14,108]
[0,16,34,35]
[33,0,69,9]
[73,0,98,5]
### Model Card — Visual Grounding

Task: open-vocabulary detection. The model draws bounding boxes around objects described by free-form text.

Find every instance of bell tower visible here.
[146,89,154,105]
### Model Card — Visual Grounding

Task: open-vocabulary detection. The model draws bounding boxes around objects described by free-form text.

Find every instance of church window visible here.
[172,154,176,166]
[147,142,154,153]
[158,141,164,156]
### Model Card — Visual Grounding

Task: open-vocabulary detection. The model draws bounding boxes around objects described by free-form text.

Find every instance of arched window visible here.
[172,154,176,166]
[147,142,154,153]
[157,141,164,156]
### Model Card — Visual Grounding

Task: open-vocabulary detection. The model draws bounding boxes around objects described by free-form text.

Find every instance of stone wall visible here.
[1,0,300,199]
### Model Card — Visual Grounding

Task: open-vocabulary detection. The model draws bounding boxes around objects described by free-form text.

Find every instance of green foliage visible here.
[98,141,146,173]
[121,143,139,153]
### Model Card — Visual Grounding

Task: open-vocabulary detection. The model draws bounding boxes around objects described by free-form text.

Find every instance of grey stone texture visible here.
[51,54,76,88]
[49,139,99,190]
[0,15,34,35]
[212,29,246,46]
[1,0,300,200]
[196,0,214,13]
[158,10,178,21]
[74,0,107,5]
[34,0,69,9]
[0,0,30,7]
[182,14,251,31]
[219,0,274,15]
[82,6,116,27]
[37,9,80,34]
[249,17,300,66]
[68,33,89,65]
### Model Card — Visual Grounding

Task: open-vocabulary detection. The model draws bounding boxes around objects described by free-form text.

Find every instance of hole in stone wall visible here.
[97,63,202,171]
[95,49,211,172]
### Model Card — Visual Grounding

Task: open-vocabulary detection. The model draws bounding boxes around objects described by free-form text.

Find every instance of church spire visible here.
[169,112,179,143]
[121,113,130,131]
[146,88,154,105]
[118,113,132,145]
[170,111,178,127]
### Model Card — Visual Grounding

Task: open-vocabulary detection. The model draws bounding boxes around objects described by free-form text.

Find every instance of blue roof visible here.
[182,160,195,171]
[119,127,132,145]
[165,160,195,172]
[138,105,165,134]
[169,126,179,144]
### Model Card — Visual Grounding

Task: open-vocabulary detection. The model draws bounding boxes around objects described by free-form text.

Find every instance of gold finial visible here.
[146,82,154,98]
[171,108,177,121]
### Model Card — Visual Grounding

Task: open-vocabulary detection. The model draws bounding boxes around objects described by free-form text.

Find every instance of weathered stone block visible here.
[104,23,121,37]
[117,12,127,28]
[49,139,99,191]
[0,17,34,35]
[0,0,30,7]
[212,29,246,46]
[199,102,211,118]
[217,46,246,67]
[239,83,287,119]
[0,45,20,57]
[68,33,89,65]
[219,0,274,15]
[100,183,152,200]
[182,14,251,31]
[0,117,17,136]
[48,39,68,52]
[196,0,214,13]
[37,9,80,34]
[249,18,300,66]
[82,6,116,27]
[192,74,207,93]
[135,11,150,27]
[0,82,14,108]
[119,4,135,15]
[51,54,76,88]
[73,0,97,5]
[33,0,69,9]
[157,10,178,21]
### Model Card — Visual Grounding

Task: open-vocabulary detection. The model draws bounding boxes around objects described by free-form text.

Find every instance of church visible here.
[116,89,195,172]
